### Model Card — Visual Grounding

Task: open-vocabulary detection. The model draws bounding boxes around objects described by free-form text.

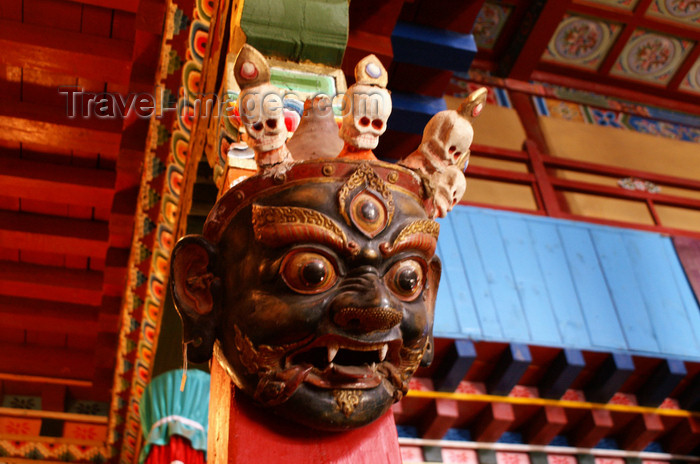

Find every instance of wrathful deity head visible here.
[171,161,441,429]
[170,44,486,431]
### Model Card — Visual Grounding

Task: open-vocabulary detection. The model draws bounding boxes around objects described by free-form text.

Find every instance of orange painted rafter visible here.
[0,156,115,209]
[0,296,99,335]
[0,101,123,158]
[0,261,103,306]
[0,342,94,381]
[0,20,134,85]
[0,210,109,257]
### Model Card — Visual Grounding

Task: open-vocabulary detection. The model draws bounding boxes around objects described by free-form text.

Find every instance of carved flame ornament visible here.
[170,45,485,430]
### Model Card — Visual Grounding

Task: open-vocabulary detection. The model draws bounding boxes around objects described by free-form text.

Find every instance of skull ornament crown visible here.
[171,45,486,430]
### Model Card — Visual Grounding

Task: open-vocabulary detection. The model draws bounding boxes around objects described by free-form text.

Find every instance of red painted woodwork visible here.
[568,409,613,448]
[0,296,99,335]
[0,210,108,257]
[617,413,665,451]
[0,342,94,380]
[522,406,568,445]
[662,417,700,455]
[0,260,103,305]
[472,402,515,442]
[0,20,134,84]
[420,398,460,439]
[507,0,573,81]
[209,358,402,464]
[0,156,116,209]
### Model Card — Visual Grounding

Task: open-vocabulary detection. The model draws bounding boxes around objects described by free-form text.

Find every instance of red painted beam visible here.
[0,342,94,380]
[0,101,123,158]
[0,261,103,305]
[0,211,109,257]
[507,0,573,81]
[63,0,140,13]
[0,20,134,84]
[522,406,568,445]
[617,413,665,451]
[662,417,700,455]
[0,155,115,209]
[419,398,459,439]
[0,295,99,335]
[472,402,515,442]
[541,154,700,191]
[568,409,613,448]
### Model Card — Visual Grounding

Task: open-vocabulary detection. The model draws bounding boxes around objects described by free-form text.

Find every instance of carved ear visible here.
[170,235,219,363]
[421,256,442,367]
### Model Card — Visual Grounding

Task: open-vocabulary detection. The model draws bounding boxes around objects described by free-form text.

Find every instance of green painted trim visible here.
[241,0,348,66]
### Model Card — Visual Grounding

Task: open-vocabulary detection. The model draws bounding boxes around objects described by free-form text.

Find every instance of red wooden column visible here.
[208,357,402,464]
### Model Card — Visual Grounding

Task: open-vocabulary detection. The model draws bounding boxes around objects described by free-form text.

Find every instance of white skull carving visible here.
[340,84,392,150]
[239,83,288,154]
[409,110,473,174]
[429,166,467,218]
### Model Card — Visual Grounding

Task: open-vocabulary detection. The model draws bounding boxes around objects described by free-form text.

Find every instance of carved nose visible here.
[332,271,402,332]
[333,306,402,333]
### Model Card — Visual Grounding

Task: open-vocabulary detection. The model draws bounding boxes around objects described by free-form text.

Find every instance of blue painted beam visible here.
[434,340,477,392]
[584,353,636,404]
[636,358,687,407]
[387,92,446,135]
[538,349,586,399]
[486,343,532,396]
[391,21,477,72]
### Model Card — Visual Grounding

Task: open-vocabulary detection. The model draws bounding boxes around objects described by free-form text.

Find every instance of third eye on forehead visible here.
[241,92,284,122]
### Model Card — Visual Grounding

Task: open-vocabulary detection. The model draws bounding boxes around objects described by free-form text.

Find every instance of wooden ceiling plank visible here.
[0,342,94,381]
[64,0,139,14]
[506,0,573,81]
[0,156,115,209]
[0,210,109,257]
[0,261,103,305]
[0,295,99,335]
[0,19,134,85]
[0,100,123,157]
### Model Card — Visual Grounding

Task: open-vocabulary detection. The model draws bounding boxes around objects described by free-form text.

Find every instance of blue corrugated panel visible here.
[434,206,700,362]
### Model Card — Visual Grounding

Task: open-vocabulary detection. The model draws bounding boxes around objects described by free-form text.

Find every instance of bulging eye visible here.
[385,259,425,301]
[281,250,337,294]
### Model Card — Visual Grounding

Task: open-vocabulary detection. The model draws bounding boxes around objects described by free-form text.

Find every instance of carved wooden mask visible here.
[171,160,441,430]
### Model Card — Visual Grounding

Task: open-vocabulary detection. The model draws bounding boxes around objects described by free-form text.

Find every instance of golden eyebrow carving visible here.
[379,220,440,258]
[252,205,358,254]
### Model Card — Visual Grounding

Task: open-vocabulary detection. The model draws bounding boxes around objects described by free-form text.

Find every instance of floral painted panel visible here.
[610,29,694,84]
[646,0,700,27]
[473,2,513,50]
[542,15,621,70]
[679,56,700,94]
[582,0,640,11]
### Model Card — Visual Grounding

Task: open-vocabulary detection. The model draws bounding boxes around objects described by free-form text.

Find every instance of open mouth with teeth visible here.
[285,336,402,389]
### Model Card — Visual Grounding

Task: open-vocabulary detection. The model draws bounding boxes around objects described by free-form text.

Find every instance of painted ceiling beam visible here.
[0,342,94,381]
[63,0,140,13]
[0,295,100,335]
[0,156,116,209]
[0,261,103,306]
[0,210,109,258]
[0,101,123,158]
[0,20,134,85]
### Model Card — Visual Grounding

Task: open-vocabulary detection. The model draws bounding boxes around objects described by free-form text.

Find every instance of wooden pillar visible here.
[208,357,402,464]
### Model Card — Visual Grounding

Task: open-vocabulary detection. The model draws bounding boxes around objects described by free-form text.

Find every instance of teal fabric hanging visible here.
[139,369,210,464]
